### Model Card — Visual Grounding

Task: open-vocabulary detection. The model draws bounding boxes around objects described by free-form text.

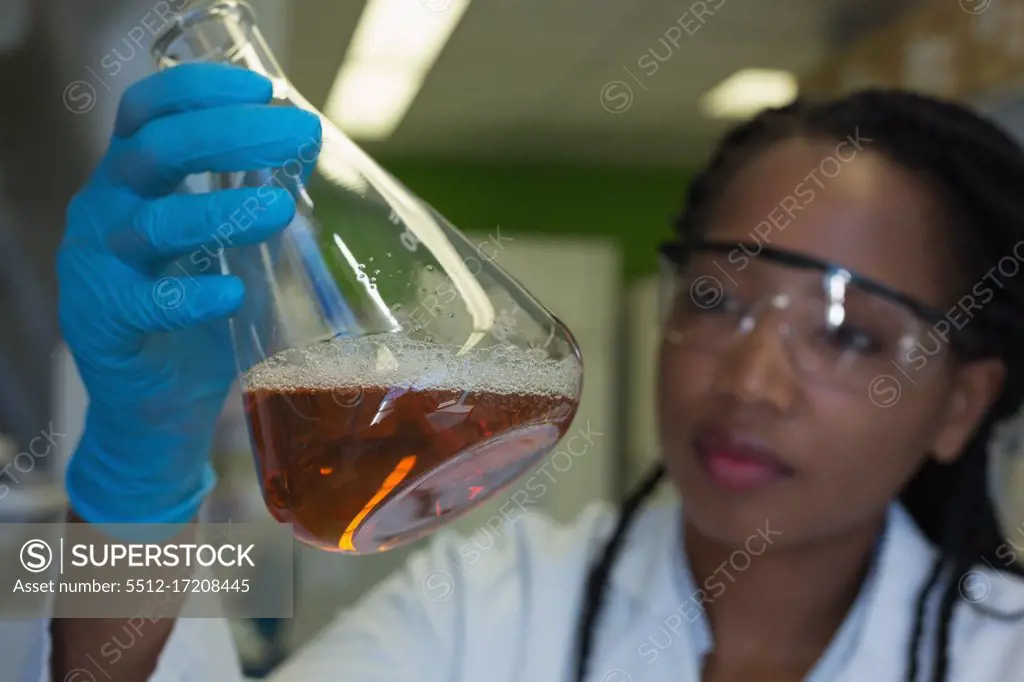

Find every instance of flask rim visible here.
[151,0,258,69]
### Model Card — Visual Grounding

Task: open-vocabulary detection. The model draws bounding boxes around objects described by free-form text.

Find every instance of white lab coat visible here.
[16,499,1024,681]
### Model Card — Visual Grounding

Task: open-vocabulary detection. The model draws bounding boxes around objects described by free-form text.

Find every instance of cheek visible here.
[657,343,717,409]
[656,343,718,450]
[806,391,934,504]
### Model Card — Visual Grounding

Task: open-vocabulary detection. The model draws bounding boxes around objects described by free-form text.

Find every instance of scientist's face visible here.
[658,137,1004,548]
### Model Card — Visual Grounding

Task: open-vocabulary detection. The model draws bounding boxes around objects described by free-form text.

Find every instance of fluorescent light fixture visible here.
[325,66,422,140]
[346,0,468,67]
[324,0,472,140]
[699,68,798,120]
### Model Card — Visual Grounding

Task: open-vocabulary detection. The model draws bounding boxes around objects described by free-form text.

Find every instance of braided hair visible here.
[574,90,1024,682]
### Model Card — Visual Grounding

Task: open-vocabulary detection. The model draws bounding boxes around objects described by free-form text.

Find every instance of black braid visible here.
[574,89,1024,682]
[574,463,664,682]
[906,557,945,681]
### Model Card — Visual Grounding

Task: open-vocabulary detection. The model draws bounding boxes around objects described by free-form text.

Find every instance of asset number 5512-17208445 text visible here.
[125,578,250,593]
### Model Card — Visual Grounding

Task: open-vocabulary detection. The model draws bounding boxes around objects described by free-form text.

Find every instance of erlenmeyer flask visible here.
[151,1,583,554]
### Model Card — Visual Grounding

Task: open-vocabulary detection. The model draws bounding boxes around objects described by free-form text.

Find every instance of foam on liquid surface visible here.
[245,333,581,397]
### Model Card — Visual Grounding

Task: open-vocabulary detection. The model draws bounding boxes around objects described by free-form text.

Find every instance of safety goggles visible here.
[658,238,995,393]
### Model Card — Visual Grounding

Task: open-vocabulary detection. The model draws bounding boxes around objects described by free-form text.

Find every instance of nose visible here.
[711,310,800,413]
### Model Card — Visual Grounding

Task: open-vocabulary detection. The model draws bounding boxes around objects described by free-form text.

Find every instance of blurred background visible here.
[4,0,1024,676]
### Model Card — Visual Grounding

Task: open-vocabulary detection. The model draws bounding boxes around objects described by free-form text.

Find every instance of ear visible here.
[931,358,1006,464]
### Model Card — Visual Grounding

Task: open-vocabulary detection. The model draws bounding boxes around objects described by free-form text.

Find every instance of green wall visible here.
[375,158,694,282]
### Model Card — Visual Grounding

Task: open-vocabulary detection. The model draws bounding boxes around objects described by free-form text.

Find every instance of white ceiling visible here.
[32,0,912,169]
[281,0,924,167]
[387,0,828,166]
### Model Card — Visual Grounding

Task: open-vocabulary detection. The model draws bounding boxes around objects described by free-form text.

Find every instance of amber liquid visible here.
[244,385,579,553]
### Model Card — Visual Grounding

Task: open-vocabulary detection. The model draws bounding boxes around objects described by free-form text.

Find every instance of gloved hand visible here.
[57,63,322,524]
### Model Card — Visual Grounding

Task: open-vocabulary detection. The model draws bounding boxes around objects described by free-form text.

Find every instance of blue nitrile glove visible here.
[57,63,322,524]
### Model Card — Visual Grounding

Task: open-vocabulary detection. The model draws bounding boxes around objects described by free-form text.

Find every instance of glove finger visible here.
[108,187,296,272]
[105,105,322,198]
[114,63,273,139]
[123,275,245,334]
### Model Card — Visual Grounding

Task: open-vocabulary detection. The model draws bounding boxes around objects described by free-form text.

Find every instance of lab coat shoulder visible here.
[855,507,1024,681]
[268,500,624,682]
[949,560,1024,680]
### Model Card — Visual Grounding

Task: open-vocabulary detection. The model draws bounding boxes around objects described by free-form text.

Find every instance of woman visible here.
[36,63,1024,681]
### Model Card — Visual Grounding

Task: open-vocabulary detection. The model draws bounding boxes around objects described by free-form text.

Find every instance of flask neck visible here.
[151,1,286,85]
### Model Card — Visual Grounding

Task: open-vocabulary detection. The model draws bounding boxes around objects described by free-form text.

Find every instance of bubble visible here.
[446,313,455,318]
[373,269,381,275]
[426,265,434,271]
[245,333,581,399]
[358,263,366,269]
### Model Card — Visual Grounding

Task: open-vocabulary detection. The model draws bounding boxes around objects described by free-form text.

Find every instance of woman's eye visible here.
[679,281,740,313]
[686,294,731,314]
[705,294,740,313]
[821,324,882,355]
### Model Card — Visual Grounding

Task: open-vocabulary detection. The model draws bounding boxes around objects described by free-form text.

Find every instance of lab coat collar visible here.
[606,499,682,609]
[838,503,935,677]
[849,505,1024,678]
[605,499,1024,679]
[603,500,931,677]
[607,500,928,613]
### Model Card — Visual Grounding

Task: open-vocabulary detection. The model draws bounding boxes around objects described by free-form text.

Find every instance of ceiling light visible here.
[324,0,473,140]
[699,69,798,120]
[347,0,468,69]
[324,64,422,140]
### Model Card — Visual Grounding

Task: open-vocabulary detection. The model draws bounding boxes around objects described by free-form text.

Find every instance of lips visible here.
[692,426,794,492]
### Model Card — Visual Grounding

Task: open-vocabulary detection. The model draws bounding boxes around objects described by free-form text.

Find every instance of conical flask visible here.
[151,1,583,554]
